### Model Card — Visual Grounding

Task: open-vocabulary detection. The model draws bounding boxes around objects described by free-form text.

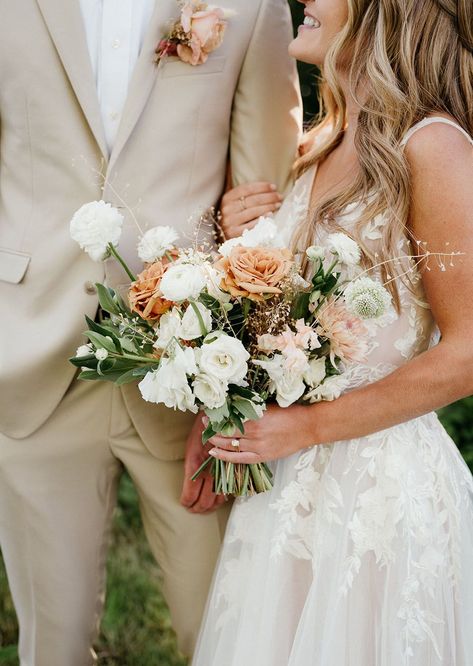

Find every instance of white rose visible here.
[95,348,108,361]
[160,263,207,302]
[327,233,361,267]
[305,373,350,403]
[76,344,93,357]
[193,373,228,409]
[70,200,123,262]
[198,333,249,384]
[303,357,327,388]
[180,303,212,340]
[137,226,179,263]
[153,308,182,350]
[218,217,285,257]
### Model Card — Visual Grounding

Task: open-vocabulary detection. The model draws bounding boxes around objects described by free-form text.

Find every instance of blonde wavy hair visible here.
[293,0,473,308]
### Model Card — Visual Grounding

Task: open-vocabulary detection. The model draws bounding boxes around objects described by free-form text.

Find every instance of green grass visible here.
[1,399,472,665]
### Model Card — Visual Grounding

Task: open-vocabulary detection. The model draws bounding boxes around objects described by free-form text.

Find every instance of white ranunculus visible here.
[198,333,249,384]
[138,345,198,412]
[344,277,392,319]
[137,226,179,263]
[305,373,350,403]
[159,263,207,302]
[254,355,305,408]
[306,245,325,261]
[193,373,228,409]
[327,232,361,267]
[303,357,327,388]
[218,217,285,257]
[180,302,212,340]
[76,344,93,357]
[70,200,123,262]
[153,308,182,350]
[95,348,109,361]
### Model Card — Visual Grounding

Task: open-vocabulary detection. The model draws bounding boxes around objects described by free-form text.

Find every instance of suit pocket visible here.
[0,248,31,284]
[161,55,226,78]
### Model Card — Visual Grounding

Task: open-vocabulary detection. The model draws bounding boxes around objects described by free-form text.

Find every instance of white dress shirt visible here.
[79,0,156,153]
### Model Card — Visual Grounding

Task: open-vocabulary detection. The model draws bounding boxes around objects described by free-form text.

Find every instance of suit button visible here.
[84,281,97,295]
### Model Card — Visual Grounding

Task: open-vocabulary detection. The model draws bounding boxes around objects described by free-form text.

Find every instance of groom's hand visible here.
[220,182,283,240]
[180,414,226,514]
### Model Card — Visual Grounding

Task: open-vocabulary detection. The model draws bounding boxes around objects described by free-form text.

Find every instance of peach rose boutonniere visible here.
[155,1,228,67]
[215,246,294,302]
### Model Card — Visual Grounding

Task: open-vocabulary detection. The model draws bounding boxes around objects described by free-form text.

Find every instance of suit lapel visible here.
[108,0,176,172]
[36,0,108,160]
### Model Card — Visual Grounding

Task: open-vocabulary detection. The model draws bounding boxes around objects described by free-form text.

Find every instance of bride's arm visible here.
[208,123,473,463]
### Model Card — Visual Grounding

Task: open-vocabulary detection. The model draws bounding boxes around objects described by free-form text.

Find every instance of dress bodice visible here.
[274,117,473,390]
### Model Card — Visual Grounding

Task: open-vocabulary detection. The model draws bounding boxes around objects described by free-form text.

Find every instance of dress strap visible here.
[401,116,473,147]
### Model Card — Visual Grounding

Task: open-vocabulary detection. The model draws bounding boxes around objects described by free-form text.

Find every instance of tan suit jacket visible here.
[0,0,302,454]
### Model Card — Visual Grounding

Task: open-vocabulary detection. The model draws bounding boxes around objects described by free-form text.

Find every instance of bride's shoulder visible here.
[403,115,473,171]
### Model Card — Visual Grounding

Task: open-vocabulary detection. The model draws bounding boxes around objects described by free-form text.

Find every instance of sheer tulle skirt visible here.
[192,412,473,666]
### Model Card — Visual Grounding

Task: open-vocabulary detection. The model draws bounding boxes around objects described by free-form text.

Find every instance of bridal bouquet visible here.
[69,202,391,496]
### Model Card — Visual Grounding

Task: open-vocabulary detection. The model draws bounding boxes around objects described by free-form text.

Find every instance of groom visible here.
[0,0,301,663]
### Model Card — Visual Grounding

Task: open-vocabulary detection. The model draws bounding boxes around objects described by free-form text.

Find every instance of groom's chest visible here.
[0,0,254,126]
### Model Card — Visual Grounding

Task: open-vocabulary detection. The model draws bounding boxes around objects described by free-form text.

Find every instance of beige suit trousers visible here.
[0,378,230,665]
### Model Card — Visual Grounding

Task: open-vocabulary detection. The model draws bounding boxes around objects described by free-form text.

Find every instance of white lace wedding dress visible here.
[192,118,473,666]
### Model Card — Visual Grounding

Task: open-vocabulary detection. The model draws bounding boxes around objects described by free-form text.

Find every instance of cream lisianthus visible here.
[254,354,306,408]
[139,345,198,412]
[305,373,350,403]
[153,308,182,350]
[180,302,213,340]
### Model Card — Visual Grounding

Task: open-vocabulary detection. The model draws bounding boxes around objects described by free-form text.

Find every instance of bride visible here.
[191,0,473,664]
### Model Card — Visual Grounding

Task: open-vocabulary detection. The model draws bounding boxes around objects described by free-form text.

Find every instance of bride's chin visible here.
[289,36,324,67]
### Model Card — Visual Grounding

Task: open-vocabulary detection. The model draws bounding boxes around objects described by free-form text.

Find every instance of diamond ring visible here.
[231,438,240,449]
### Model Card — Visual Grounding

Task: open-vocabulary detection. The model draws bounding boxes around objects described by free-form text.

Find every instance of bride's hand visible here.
[206,403,317,464]
[220,182,283,240]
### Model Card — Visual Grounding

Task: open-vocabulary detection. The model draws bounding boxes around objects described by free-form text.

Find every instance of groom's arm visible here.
[229,0,302,195]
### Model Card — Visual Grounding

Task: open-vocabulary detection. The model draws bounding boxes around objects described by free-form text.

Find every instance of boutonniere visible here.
[155,1,228,67]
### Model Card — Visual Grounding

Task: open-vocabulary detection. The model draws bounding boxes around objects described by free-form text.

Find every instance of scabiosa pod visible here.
[344,276,392,319]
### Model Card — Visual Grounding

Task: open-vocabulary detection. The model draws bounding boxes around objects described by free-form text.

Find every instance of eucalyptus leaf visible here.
[86,331,117,353]
[96,283,120,315]
[233,397,261,421]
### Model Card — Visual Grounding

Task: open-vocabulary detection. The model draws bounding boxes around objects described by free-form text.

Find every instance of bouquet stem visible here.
[191,456,273,497]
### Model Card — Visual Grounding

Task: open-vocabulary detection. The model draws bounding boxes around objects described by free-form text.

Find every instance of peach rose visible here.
[128,262,173,321]
[216,246,293,302]
[178,5,226,66]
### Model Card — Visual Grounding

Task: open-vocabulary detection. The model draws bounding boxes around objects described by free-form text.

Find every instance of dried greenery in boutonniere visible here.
[155,0,228,66]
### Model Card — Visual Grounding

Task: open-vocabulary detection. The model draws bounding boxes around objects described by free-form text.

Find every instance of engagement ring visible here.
[231,438,240,449]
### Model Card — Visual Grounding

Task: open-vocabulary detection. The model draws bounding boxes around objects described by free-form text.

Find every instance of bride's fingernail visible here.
[209,448,218,456]
[270,184,277,191]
